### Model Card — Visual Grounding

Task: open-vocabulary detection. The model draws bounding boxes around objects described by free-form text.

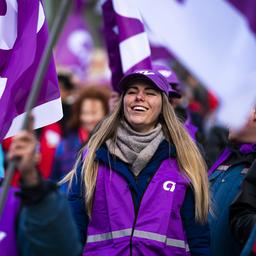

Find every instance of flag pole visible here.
[0,0,72,217]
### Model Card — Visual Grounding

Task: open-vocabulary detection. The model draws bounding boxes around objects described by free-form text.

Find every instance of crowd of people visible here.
[0,65,256,256]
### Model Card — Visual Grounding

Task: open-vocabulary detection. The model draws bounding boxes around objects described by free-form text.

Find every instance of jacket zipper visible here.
[129,175,156,256]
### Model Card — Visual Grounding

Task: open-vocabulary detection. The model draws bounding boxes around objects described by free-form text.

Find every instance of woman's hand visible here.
[8,130,40,186]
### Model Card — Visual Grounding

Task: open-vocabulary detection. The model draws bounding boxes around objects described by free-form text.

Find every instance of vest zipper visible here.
[130,205,139,256]
[129,174,157,256]
[129,174,139,256]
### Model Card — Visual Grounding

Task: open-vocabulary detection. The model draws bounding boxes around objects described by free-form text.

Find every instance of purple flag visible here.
[0,0,62,142]
[0,0,7,16]
[0,188,20,256]
[54,0,93,80]
[102,0,152,92]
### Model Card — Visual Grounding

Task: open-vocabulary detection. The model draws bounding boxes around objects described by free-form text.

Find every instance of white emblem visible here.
[0,231,7,242]
[158,70,172,78]
[0,77,7,99]
[163,181,176,192]
[0,0,18,50]
[136,70,155,75]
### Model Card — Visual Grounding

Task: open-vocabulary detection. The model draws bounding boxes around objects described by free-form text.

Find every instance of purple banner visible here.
[102,0,152,92]
[0,0,7,15]
[0,0,60,141]
[54,0,93,80]
[102,0,123,91]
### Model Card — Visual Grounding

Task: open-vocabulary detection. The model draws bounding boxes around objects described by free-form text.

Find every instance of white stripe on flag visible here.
[120,32,151,73]
[113,0,143,22]
[137,0,256,128]
[0,0,17,50]
[37,1,45,33]
[0,77,7,99]
[4,97,63,139]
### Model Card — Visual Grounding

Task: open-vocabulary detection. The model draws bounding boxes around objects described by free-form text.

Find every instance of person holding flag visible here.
[0,0,81,255]
[1,125,82,256]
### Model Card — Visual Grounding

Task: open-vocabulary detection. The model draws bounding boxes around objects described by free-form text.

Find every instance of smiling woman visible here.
[64,69,211,256]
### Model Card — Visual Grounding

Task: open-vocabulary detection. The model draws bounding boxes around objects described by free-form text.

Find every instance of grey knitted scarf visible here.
[106,120,164,175]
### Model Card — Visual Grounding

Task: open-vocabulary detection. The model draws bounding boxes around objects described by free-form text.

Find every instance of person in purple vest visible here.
[208,107,256,256]
[65,69,211,255]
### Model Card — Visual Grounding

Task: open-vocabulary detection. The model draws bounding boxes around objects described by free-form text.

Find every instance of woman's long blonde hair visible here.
[63,93,209,222]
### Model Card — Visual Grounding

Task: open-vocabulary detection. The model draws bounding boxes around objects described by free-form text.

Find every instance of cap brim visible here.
[118,73,159,93]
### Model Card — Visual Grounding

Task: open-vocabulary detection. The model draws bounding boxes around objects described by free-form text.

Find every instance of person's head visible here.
[68,86,110,133]
[228,107,256,143]
[119,70,171,134]
[58,73,75,102]
[66,69,209,223]
[153,65,182,99]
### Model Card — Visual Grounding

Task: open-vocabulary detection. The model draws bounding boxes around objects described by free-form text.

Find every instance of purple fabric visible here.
[74,0,86,13]
[125,56,152,76]
[102,0,152,92]
[208,148,231,176]
[116,14,144,42]
[0,0,7,15]
[84,158,190,255]
[0,0,60,142]
[0,188,20,256]
[153,64,182,98]
[153,65,179,85]
[227,0,256,34]
[150,45,175,63]
[184,121,198,140]
[239,143,256,154]
[54,1,93,80]
[102,0,123,91]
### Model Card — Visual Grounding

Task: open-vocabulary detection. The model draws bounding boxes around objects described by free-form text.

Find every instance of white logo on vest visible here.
[0,231,7,242]
[163,181,176,192]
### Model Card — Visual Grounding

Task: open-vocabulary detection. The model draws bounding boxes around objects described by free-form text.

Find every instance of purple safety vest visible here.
[0,187,20,256]
[83,157,191,256]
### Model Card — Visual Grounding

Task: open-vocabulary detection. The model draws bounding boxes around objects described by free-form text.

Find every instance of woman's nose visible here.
[135,91,145,101]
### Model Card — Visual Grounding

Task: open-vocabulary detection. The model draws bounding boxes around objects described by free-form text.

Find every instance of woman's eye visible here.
[146,92,157,96]
[127,90,136,94]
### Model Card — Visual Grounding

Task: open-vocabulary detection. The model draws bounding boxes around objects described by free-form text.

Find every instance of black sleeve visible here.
[17,180,83,256]
[181,187,211,255]
[229,160,256,245]
[67,160,89,245]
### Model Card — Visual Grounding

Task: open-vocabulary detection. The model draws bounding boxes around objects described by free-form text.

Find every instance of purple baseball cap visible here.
[153,65,182,98]
[118,69,171,95]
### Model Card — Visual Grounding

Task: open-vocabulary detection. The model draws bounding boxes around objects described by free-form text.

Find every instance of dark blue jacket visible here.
[51,131,82,182]
[209,144,256,256]
[68,140,210,255]
[0,178,83,256]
